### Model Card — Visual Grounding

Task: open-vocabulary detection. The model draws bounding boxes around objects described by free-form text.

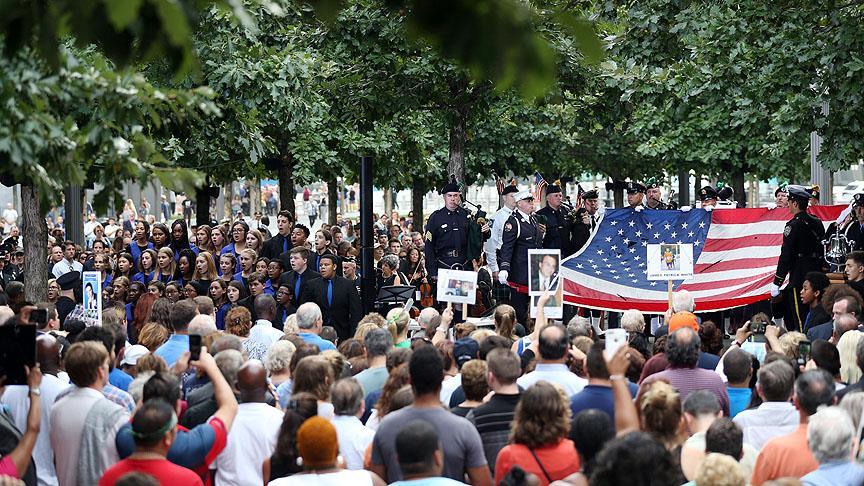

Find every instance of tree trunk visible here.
[693,171,702,203]
[731,170,746,208]
[328,176,337,225]
[195,186,210,225]
[249,178,261,217]
[21,185,48,303]
[222,182,232,221]
[383,188,393,216]
[448,112,467,187]
[677,166,689,207]
[613,188,624,208]
[278,155,295,216]
[412,178,425,231]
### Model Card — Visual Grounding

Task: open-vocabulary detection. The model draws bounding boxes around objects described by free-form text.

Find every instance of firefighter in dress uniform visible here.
[498,190,544,324]
[485,180,519,306]
[770,185,825,332]
[424,176,471,299]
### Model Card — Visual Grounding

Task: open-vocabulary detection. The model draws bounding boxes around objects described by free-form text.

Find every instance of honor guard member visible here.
[424,176,471,283]
[772,185,789,209]
[486,180,519,280]
[841,193,864,251]
[771,185,825,332]
[537,180,571,251]
[571,189,600,252]
[699,186,719,208]
[809,184,821,207]
[644,178,669,210]
[625,181,647,209]
[498,190,544,323]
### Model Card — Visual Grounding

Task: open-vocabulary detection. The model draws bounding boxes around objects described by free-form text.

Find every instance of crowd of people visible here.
[2,176,864,486]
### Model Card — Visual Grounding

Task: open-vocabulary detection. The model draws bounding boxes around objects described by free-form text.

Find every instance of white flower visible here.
[112,137,132,156]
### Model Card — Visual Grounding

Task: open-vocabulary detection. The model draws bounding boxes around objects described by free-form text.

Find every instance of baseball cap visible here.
[453,338,479,370]
[668,312,699,333]
[121,345,150,367]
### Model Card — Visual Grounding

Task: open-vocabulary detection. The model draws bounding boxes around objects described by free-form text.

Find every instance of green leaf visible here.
[104,0,145,31]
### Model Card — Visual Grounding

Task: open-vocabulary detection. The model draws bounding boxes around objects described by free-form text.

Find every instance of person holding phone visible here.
[0,365,42,482]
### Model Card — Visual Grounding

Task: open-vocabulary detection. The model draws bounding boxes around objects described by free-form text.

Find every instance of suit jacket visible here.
[302,275,362,342]
[279,269,321,307]
[806,321,834,342]
[803,305,831,332]
[262,233,292,260]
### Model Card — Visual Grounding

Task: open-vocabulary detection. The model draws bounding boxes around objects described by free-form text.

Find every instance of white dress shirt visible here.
[52,258,83,278]
[484,206,513,273]
[733,401,799,450]
[246,320,284,357]
[212,402,283,486]
[331,414,375,470]
[1,374,71,486]
[517,363,587,397]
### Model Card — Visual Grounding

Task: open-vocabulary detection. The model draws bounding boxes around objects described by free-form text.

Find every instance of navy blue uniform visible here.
[536,205,571,253]
[500,210,543,322]
[424,206,471,278]
[774,211,825,332]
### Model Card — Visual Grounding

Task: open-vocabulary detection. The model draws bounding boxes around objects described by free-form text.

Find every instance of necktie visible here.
[283,237,288,254]
[295,273,301,300]
[327,279,333,307]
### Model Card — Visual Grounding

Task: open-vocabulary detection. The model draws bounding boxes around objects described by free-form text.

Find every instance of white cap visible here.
[514,190,534,202]
[120,344,149,367]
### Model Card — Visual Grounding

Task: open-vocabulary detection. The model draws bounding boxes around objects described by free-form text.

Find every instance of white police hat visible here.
[514,190,534,202]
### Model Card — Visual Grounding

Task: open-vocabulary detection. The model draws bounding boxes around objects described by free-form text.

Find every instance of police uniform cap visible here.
[645,178,661,189]
[699,186,718,201]
[786,184,812,200]
[546,180,563,195]
[57,271,81,290]
[854,193,864,208]
[582,189,599,200]
[774,185,787,197]
[439,175,460,195]
[809,184,820,199]
[513,190,534,202]
[625,181,646,194]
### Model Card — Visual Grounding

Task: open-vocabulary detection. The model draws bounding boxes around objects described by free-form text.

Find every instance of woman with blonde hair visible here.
[245,228,264,254]
[152,247,176,283]
[494,381,580,485]
[838,329,864,384]
[235,248,257,285]
[385,307,410,348]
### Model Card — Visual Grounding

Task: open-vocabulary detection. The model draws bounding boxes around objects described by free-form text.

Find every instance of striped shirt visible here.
[466,393,521,471]
[641,366,730,417]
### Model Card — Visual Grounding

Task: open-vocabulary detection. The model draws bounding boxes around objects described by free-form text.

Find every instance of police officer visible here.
[571,189,600,252]
[840,193,864,251]
[536,180,573,255]
[644,179,669,210]
[625,181,647,209]
[498,190,544,323]
[771,185,789,209]
[424,176,471,283]
[771,185,825,332]
[485,181,519,303]
[699,186,719,208]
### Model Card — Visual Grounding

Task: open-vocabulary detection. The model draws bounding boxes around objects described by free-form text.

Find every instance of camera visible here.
[750,318,767,334]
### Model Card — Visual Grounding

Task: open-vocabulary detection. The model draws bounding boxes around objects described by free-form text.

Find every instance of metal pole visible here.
[359,156,376,315]
[811,101,832,205]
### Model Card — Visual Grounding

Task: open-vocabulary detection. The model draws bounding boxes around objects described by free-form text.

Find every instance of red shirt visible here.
[99,458,204,486]
[495,439,581,486]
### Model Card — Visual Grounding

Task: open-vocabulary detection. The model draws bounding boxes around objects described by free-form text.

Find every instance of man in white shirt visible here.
[2,203,18,225]
[484,183,518,279]
[516,323,587,397]
[2,335,70,486]
[212,360,283,486]
[50,341,129,486]
[51,241,82,278]
[733,359,799,450]
[243,295,284,361]
[330,378,375,470]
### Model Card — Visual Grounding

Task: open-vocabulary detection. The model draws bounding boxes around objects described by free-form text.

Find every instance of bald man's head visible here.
[36,334,61,374]
[236,359,268,403]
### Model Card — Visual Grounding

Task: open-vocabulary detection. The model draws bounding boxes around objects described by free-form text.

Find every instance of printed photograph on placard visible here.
[528,249,561,295]
[530,294,563,319]
[646,243,695,281]
[81,271,103,326]
[436,269,478,305]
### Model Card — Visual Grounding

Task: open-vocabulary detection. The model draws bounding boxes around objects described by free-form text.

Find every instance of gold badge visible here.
[425,231,432,241]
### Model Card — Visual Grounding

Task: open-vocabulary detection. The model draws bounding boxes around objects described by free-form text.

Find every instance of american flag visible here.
[561,205,845,313]
[534,172,547,202]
